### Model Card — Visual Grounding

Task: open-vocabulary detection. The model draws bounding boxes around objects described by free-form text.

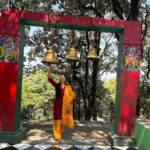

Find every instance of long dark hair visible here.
[55,74,66,98]
[56,83,61,98]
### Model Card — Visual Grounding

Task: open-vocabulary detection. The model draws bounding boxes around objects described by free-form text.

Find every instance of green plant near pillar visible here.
[135,120,150,150]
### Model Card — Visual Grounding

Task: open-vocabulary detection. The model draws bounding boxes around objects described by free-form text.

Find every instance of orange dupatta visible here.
[62,85,75,128]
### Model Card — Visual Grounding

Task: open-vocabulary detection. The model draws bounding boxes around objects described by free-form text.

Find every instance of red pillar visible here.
[118,70,140,136]
[0,11,20,132]
[117,21,142,136]
[0,62,18,131]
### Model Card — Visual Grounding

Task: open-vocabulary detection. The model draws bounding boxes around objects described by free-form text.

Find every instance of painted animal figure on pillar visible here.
[122,46,141,70]
[0,35,18,62]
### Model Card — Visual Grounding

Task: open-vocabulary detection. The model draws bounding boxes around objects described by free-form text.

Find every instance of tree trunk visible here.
[91,60,99,120]
[136,97,140,117]
[131,0,139,20]
[90,32,101,121]
[83,32,92,121]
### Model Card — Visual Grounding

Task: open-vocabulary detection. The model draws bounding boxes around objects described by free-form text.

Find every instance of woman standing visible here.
[48,70,75,143]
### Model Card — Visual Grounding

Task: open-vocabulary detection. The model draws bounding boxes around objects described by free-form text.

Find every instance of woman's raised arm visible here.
[48,69,57,87]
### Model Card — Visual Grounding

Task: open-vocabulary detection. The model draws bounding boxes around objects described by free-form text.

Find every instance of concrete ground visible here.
[21,120,113,145]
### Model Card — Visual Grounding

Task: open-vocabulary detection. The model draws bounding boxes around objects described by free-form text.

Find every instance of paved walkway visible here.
[21,120,112,145]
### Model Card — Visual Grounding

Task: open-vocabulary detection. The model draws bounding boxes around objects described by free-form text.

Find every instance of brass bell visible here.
[87,47,99,60]
[42,47,58,64]
[66,45,80,62]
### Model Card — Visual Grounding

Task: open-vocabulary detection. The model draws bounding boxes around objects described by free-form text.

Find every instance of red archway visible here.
[0,9,141,145]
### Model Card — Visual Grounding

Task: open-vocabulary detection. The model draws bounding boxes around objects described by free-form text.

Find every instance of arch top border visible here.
[0,9,142,45]
[1,9,141,30]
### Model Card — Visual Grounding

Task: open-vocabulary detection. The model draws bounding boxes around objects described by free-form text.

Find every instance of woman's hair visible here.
[56,74,66,98]
[56,83,61,98]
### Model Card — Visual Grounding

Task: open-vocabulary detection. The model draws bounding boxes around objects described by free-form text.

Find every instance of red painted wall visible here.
[0,62,18,131]
[0,33,19,131]
[118,71,140,136]
[0,11,20,35]
[123,21,142,45]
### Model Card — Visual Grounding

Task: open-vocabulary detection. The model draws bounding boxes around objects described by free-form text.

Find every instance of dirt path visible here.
[21,120,112,145]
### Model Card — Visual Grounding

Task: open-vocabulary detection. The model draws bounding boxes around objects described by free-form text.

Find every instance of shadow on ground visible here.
[21,120,112,145]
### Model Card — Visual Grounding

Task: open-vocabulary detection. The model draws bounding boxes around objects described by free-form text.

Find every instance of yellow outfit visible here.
[53,85,75,140]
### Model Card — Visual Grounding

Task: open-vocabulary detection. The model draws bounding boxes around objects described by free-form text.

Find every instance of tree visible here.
[22,69,58,120]
[137,2,150,118]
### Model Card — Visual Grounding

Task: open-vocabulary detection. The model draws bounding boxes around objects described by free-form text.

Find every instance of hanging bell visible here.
[87,47,99,61]
[42,47,58,64]
[66,45,80,62]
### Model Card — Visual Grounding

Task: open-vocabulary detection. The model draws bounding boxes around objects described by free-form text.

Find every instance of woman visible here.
[48,70,75,143]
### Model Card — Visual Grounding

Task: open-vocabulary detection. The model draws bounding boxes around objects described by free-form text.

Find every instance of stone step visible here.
[112,146,138,150]
[0,143,138,150]
[0,144,110,150]
[109,132,136,147]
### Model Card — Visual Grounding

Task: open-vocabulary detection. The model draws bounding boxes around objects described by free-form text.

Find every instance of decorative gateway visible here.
[0,9,142,147]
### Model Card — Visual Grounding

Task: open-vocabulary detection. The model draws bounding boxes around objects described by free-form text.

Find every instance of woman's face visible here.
[59,75,66,83]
